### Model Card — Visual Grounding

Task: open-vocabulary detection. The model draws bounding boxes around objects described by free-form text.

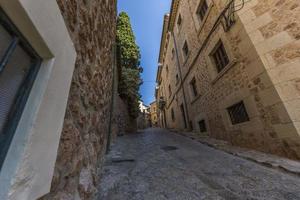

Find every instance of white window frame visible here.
[0,0,76,199]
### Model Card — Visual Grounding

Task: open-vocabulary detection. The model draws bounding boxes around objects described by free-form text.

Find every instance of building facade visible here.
[137,101,151,129]
[156,0,300,159]
[0,0,117,199]
[150,101,158,127]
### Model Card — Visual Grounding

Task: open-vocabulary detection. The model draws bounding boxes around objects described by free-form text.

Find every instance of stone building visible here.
[150,101,158,127]
[156,0,300,160]
[0,0,118,199]
[137,101,151,129]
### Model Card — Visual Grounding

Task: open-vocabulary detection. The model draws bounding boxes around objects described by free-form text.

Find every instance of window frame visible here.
[227,101,250,125]
[168,84,172,97]
[211,40,230,73]
[0,9,42,169]
[166,65,169,76]
[171,48,175,60]
[176,74,179,85]
[197,0,209,21]
[198,120,207,133]
[171,108,175,122]
[0,1,76,199]
[177,14,182,32]
[182,40,189,58]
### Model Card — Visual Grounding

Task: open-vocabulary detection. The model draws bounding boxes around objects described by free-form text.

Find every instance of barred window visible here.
[198,120,207,132]
[211,41,229,73]
[0,10,41,165]
[197,0,208,21]
[227,101,250,125]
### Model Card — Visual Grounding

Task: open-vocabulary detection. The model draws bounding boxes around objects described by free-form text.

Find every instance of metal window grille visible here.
[197,0,208,21]
[190,78,198,97]
[212,41,229,73]
[227,101,250,125]
[198,120,207,132]
[0,10,41,169]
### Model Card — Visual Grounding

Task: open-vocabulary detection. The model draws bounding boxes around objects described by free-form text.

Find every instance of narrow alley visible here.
[98,129,300,200]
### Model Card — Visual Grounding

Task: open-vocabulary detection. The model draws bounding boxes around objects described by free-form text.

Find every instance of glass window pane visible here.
[0,44,32,134]
[0,25,12,59]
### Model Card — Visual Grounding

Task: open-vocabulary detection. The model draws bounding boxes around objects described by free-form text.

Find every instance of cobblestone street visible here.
[97,128,300,200]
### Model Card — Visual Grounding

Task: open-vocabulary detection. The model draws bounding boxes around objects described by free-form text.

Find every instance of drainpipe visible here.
[171,31,191,130]
[106,43,117,154]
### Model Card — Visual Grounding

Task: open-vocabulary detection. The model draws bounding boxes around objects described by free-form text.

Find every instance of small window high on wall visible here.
[0,10,41,166]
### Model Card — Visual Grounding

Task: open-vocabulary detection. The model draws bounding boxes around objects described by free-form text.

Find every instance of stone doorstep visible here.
[170,129,300,176]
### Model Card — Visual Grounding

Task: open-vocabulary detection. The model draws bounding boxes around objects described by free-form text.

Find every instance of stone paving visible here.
[97,128,300,200]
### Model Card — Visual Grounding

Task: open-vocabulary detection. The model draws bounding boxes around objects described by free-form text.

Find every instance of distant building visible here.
[156,0,300,160]
[150,101,158,127]
[137,101,151,129]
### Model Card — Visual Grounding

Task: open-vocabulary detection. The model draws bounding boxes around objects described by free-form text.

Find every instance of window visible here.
[166,65,169,75]
[171,108,175,122]
[176,74,179,84]
[0,11,41,163]
[211,41,229,73]
[227,101,250,125]
[177,14,182,30]
[190,77,198,97]
[172,48,175,59]
[198,120,207,132]
[197,0,208,21]
[168,85,172,97]
[182,41,189,58]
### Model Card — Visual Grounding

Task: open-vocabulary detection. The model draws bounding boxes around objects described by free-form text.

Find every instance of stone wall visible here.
[157,0,300,160]
[40,0,117,199]
[113,95,132,135]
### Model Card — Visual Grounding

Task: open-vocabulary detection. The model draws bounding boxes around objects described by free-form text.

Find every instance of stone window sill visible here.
[211,59,237,85]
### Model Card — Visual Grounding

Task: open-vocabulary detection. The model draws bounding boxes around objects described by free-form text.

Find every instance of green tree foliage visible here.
[117,12,142,119]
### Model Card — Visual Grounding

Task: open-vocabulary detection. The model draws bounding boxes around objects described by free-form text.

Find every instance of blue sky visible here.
[118,0,172,106]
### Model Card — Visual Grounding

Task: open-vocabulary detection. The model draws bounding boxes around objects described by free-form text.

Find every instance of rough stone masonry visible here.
[40,0,117,199]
